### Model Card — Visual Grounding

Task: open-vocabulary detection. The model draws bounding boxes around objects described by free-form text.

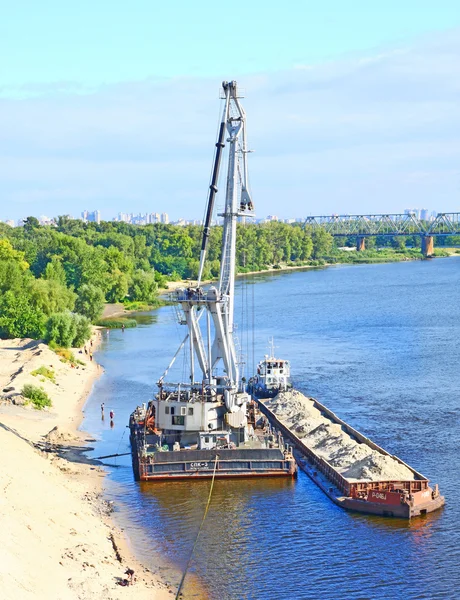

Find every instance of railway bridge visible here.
[303,213,460,257]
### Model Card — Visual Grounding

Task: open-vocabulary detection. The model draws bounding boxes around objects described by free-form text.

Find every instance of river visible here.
[83,258,460,599]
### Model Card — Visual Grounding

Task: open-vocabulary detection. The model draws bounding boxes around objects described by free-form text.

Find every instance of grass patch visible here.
[95,317,137,329]
[22,384,52,410]
[123,299,163,311]
[48,341,79,365]
[31,366,56,383]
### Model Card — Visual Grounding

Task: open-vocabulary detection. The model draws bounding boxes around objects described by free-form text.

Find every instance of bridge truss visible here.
[303,213,460,237]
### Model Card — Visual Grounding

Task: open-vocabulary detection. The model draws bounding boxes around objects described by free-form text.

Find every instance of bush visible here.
[31,366,56,383]
[22,384,52,409]
[45,312,92,348]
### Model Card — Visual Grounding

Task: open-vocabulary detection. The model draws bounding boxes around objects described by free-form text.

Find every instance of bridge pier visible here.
[421,235,434,257]
[356,236,366,251]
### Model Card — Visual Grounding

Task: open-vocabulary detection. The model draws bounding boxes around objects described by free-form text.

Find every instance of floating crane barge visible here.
[129,81,296,481]
[256,397,444,519]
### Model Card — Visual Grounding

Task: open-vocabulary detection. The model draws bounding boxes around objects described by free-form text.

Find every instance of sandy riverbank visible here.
[0,334,171,599]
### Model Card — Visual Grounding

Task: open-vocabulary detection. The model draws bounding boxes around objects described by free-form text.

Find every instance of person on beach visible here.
[121,324,125,332]
[89,352,93,361]
[90,339,93,347]
[110,410,114,420]
[101,402,104,413]
[84,346,88,355]
[125,568,135,584]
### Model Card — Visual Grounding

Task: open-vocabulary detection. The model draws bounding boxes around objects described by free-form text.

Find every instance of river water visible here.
[84,258,460,599]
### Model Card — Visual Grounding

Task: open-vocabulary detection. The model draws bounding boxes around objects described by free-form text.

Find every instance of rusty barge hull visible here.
[256,398,445,519]
[130,430,297,481]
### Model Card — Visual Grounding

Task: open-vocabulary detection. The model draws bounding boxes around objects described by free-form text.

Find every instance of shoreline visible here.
[0,331,171,599]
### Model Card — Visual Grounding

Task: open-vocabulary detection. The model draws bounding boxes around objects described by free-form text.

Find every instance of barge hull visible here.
[130,433,297,481]
[256,398,445,519]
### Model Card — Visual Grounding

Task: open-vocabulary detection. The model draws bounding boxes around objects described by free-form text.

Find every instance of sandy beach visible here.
[0,334,171,599]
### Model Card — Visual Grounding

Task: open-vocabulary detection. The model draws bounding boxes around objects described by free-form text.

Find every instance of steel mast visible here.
[169,80,254,417]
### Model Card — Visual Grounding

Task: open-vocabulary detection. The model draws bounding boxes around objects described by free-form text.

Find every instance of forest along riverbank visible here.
[0,332,171,600]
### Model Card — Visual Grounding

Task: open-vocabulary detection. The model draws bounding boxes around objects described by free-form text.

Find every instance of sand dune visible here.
[0,336,171,600]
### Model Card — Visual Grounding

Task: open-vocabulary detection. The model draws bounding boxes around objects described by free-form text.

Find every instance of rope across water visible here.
[175,454,219,599]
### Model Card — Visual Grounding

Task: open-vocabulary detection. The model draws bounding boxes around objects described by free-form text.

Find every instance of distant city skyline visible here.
[2,205,451,230]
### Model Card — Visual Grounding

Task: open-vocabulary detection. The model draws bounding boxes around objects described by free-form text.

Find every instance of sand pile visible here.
[266,390,414,482]
[43,425,80,445]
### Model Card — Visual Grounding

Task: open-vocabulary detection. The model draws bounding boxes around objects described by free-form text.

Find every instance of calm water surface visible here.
[84,259,460,599]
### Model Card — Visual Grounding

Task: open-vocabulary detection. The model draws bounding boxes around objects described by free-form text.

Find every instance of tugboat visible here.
[129,81,296,481]
[248,339,292,399]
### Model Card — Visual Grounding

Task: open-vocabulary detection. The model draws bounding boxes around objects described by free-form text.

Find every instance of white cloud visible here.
[1,30,460,221]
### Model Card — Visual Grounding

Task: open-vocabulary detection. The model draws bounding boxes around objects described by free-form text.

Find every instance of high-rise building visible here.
[161,212,169,224]
[82,210,101,224]
[420,208,429,221]
[147,212,161,224]
[404,208,421,219]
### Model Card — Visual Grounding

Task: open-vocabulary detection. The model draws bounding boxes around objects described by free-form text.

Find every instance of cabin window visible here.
[165,406,170,415]
[171,406,175,416]
[180,406,186,416]
[172,416,185,426]
[267,369,271,374]
[188,407,194,416]
[279,369,283,374]
[205,436,210,444]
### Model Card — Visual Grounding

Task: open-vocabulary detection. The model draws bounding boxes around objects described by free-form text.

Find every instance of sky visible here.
[1,1,460,222]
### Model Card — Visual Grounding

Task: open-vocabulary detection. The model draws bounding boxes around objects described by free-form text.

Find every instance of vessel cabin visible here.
[155,397,224,433]
[256,357,291,391]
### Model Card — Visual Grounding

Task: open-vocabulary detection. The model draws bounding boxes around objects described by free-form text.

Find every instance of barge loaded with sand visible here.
[256,389,444,518]
[129,81,296,481]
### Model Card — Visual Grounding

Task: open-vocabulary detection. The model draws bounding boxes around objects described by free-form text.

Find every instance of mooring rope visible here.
[175,454,219,599]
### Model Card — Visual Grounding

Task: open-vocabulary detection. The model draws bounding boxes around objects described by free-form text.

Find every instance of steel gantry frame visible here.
[303,213,460,256]
[303,213,460,237]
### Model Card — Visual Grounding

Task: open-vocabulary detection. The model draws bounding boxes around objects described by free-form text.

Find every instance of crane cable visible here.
[175,454,219,599]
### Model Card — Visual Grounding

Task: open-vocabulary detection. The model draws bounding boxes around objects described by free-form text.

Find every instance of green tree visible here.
[23,216,40,233]
[0,260,30,294]
[72,313,92,346]
[0,239,29,269]
[129,270,158,303]
[45,312,77,347]
[75,284,105,321]
[311,229,333,258]
[392,236,406,250]
[44,256,67,286]
[105,270,129,303]
[28,278,76,316]
[0,291,46,339]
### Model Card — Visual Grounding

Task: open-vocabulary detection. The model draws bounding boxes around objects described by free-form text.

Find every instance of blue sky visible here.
[1,2,460,221]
